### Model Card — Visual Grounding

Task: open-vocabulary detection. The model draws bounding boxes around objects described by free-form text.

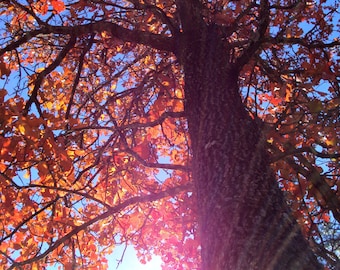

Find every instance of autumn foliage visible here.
[0,0,339,269]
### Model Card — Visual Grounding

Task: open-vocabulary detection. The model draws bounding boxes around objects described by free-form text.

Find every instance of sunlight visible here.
[108,245,162,270]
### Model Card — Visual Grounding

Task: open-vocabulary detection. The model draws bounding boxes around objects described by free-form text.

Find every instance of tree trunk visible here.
[178,25,321,270]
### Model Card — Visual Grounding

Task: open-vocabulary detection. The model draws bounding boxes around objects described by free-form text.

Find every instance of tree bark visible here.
[177,25,322,270]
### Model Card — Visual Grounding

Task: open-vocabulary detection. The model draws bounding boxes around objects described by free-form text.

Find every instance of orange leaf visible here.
[321,213,330,223]
[51,0,65,13]
[39,1,49,15]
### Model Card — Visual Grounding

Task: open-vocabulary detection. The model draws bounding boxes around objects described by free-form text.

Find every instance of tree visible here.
[0,0,339,269]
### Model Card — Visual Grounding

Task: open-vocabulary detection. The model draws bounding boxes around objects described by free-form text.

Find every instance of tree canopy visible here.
[0,0,339,269]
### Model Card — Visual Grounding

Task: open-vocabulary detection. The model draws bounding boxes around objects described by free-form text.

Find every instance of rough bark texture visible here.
[176,24,322,270]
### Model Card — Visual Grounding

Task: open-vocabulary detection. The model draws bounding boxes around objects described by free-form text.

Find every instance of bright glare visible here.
[108,245,162,270]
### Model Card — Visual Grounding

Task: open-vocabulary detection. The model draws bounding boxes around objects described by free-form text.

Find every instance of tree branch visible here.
[125,147,190,172]
[0,198,59,245]
[265,37,340,49]
[0,21,175,57]
[129,0,179,36]
[69,111,185,133]
[23,35,77,115]
[285,155,340,223]
[271,145,340,163]
[236,0,270,67]
[8,184,192,269]
[48,21,175,52]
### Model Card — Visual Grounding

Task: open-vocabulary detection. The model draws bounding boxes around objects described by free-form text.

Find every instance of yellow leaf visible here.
[36,67,45,73]
[101,31,110,38]
[325,137,336,147]
[74,149,86,156]
[45,101,54,110]
[18,124,26,135]
[175,89,183,99]
[144,55,152,65]
[24,170,30,179]
[67,150,75,159]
